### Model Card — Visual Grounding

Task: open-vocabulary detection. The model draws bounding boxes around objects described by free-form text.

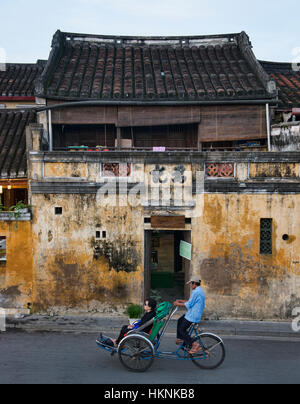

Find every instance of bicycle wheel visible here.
[118,334,155,372]
[190,333,225,370]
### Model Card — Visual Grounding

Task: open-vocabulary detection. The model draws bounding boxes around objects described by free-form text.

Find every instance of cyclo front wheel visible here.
[190,333,225,370]
[118,334,155,372]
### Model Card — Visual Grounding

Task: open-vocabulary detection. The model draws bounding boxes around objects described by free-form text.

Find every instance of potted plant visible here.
[8,201,31,229]
[126,304,143,325]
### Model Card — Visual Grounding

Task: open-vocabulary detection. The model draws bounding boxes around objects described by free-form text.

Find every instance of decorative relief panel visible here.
[205,163,235,178]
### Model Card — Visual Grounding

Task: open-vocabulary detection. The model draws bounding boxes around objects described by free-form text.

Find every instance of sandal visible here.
[189,342,201,354]
[111,338,117,347]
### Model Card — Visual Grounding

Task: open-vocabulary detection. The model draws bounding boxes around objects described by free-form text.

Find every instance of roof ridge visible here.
[60,30,242,41]
[260,60,293,66]
[4,60,46,67]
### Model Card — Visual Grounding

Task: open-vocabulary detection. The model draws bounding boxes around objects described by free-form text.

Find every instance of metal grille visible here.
[260,219,273,255]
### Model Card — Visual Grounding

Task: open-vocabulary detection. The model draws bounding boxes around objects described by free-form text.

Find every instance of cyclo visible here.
[96,302,226,372]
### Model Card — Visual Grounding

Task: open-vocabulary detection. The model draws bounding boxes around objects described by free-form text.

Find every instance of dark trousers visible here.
[177,315,193,347]
[116,325,130,345]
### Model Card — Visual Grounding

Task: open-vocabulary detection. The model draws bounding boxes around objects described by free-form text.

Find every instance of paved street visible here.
[0,330,299,384]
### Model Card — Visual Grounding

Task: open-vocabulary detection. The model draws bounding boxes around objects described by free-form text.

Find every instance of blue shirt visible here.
[184,286,206,323]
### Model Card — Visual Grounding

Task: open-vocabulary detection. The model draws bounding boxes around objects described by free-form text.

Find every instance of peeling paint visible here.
[30,193,144,312]
[6,153,300,319]
[193,194,300,319]
[0,286,21,306]
[92,238,139,273]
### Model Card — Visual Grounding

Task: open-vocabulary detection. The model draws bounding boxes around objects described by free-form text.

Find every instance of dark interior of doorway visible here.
[148,230,189,304]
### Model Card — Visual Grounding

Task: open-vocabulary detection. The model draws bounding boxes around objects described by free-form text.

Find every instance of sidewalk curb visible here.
[4,315,300,339]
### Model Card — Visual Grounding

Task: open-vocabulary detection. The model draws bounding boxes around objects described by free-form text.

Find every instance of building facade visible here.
[1,30,300,319]
[0,61,45,308]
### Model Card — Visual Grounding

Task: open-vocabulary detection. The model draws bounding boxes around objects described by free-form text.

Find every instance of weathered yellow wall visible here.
[193,194,300,319]
[0,221,33,308]
[7,190,300,318]
[44,162,88,179]
[31,194,144,313]
[26,154,300,318]
[249,163,299,178]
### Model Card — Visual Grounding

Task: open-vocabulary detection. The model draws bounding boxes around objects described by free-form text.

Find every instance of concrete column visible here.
[26,124,43,152]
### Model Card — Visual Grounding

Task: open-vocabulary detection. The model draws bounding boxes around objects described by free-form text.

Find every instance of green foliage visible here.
[126,304,143,319]
[8,201,31,229]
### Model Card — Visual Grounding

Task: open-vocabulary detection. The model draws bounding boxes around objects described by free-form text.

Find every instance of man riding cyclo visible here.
[174,276,206,354]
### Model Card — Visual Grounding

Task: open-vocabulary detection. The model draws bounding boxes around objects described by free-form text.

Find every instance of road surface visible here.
[0,330,299,384]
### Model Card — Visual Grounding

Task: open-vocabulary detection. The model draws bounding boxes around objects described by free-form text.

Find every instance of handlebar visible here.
[170,305,179,318]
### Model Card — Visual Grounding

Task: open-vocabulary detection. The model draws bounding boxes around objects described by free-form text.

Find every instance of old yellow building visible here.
[26,129,300,319]
[1,30,300,319]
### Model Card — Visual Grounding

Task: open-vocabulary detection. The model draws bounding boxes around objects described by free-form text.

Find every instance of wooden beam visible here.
[0,179,28,188]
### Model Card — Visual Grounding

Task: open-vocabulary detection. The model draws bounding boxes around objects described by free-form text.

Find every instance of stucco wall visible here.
[29,190,300,318]
[193,194,300,319]
[23,144,300,318]
[0,220,33,308]
[30,193,144,313]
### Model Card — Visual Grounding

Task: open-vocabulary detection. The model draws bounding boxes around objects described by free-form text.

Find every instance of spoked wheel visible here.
[118,334,155,372]
[190,333,225,370]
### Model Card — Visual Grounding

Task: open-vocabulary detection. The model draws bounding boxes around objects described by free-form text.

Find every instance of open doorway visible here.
[144,230,191,304]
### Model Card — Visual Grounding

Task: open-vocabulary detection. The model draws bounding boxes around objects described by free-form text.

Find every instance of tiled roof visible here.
[0,60,46,98]
[0,110,36,178]
[36,30,277,103]
[260,61,300,109]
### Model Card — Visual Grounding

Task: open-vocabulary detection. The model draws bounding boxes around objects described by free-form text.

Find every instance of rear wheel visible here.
[190,333,225,370]
[118,334,155,372]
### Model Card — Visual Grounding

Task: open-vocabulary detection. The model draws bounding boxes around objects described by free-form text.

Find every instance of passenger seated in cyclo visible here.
[97,299,157,348]
[174,276,206,355]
